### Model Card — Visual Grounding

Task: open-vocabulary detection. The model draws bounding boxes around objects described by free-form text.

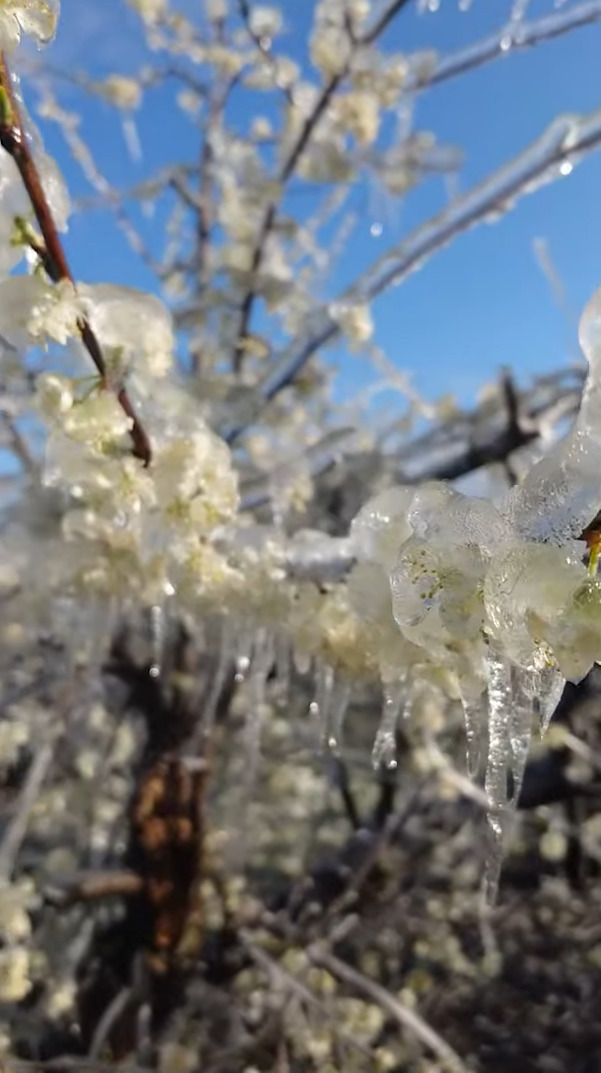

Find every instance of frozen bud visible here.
[0,0,59,51]
[330,301,374,347]
[36,372,74,419]
[101,75,142,111]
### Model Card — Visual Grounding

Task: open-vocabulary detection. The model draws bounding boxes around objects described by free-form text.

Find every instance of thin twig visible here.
[0,742,54,881]
[44,869,144,908]
[0,52,152,466]
[89,987,133,1059]
[308,948,470,1073]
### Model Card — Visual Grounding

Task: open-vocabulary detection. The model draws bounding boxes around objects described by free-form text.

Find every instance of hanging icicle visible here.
[149,603,165,679]
[459,688,486,780]
[372,680,405,771]
[484,650,513,903]
[325,677,352,754]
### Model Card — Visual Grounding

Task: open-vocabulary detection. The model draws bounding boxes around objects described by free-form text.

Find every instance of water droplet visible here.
[559,160,573,176]
[499,34,513,52]
[235,654,251,683]
[370,222,383,238]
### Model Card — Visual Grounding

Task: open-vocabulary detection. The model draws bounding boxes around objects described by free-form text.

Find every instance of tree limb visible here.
[231,107,601,431]
[0,52,152,467]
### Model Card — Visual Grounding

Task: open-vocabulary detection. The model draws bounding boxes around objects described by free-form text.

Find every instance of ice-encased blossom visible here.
[62,394,133,454]
[0,275,81,349]
[0,0,59,51]
[330,300,374,346]
[80,284,174,378]
[153,425,239,531]
[334,92,381,146]
[248,5,283,38]
[36,372,74,419]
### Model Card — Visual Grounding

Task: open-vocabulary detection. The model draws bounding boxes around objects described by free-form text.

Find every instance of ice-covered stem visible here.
[420,0,601,92]
[0,52,152,467]
[231,0,413,373]
[234,106,601,428]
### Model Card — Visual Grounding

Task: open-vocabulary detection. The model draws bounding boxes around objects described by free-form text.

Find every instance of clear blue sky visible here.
[29,0,601,416]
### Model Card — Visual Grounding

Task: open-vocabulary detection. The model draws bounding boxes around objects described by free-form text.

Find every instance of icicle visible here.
[459,688,486,780]
[325,678,351,753]
[372,681,405,771]
[310,662,335,745]
[484,651,513,903]
[243,629,273,781]
[274,633,291,701]
[149,603,165,679]
[508,669,534,807]
[537,664,565,736]
[196,619,236,744]
[234,627,255,683]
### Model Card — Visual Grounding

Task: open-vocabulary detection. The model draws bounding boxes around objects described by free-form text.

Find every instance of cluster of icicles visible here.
[179,283,601,901]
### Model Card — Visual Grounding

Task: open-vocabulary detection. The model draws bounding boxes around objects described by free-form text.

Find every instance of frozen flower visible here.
[63,393,133,454]
[153,425,239,532]
[0,0,59,51]
[248,5,282,38]
[330,300,374,346]
[335,91,381,146]
[0,276,81,349]
[36,372,74,419]
[101,75,142,111]
[80,283,174,378]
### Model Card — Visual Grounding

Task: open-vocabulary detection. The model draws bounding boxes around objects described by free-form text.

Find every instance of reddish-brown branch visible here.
[0,52,152,466]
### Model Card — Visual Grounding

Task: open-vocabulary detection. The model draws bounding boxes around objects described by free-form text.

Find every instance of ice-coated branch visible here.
[360,0,415,46]
[308,948,470,1073]
[230,0,415,371]
[231,107,601,433]
[0,53,153,467]
[0,742,53,881]
[418,0,601,91]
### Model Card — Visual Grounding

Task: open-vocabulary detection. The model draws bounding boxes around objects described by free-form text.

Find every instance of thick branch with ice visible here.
[230,109,601,434]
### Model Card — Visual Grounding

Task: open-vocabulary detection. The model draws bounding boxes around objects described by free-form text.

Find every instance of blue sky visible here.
[28,0,601,417]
